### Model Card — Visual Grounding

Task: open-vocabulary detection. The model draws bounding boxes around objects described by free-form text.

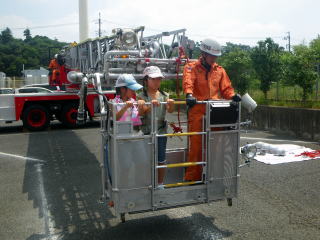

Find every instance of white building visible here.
[0,72,7,88]
[22,67,49,85]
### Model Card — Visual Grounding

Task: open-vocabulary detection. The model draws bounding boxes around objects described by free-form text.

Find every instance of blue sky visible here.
[0,0,319,48]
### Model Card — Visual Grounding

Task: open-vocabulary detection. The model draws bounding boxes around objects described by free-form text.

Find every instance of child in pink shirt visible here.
[112,74,145,126]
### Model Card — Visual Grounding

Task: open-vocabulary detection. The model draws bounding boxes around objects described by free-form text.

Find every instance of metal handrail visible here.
[156,161,206,169]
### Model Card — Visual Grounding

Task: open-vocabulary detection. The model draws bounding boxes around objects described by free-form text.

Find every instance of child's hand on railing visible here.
[137,100,145,111]
[124,101,133,109]
[151,99,160,106]
[167,99,175,112]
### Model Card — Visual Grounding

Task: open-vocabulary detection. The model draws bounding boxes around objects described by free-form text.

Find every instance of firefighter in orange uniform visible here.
[48,54,60,85]
[183,38,241,181]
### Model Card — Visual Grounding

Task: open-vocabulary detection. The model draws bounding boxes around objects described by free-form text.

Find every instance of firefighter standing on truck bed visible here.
[183,38,242,181]
[48,54,61,85]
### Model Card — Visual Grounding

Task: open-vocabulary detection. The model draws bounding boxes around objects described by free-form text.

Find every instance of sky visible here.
[0,0,319,49]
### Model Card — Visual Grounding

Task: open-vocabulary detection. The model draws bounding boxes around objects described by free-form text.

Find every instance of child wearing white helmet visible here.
[112,74,145,127]
[137,66,175,189]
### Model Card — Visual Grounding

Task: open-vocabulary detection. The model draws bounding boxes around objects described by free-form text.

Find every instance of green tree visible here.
[309,35,320,59]
[251,38,284,99]
[282,45,318,101]
[23,28,32,42]
[0,27,67,76]
[0,27,14,44]
[191,41,201,59]
[219,44,254,94]
[223,42,251,54]
[310,36,320,99]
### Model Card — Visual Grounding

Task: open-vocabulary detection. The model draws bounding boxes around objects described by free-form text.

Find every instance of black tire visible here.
[61,103,79,128]
[55,113,62,122]
[22,104,50,131]
[120,213,126,223]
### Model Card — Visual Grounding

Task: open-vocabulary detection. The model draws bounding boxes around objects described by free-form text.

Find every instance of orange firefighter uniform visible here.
[48,58,60,85]
[183,58,235,181]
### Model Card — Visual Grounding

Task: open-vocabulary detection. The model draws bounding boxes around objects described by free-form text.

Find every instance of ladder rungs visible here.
[157,161,206,169]
[160,132,206,137]
[164,181,202,188]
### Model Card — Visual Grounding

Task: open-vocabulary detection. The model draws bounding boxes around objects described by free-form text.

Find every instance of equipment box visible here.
[210,101,239,125]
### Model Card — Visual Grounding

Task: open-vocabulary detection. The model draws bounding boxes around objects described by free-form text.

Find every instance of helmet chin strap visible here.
[201,53,211,72]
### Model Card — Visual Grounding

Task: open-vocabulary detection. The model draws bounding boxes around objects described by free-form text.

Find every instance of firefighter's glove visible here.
[186,94,197,108]
[232,94,242,102]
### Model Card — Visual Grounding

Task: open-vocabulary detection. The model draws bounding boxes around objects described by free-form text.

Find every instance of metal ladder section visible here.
[63,27,190,83]
[152,101,208,189]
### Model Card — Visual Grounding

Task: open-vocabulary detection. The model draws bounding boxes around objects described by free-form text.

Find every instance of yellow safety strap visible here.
[161,162,205,168]
[163,132,203,137]
[164,181,198,188]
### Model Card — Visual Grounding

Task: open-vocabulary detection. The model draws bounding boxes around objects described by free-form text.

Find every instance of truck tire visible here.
[61,103,79,128]
[22,105,50,131]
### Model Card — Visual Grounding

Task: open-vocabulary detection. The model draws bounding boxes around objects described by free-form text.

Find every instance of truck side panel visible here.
[0,94,16,121]
[14,94,80,120]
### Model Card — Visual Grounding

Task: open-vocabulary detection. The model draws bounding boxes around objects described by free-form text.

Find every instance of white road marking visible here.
[0,151,45,162]
[35,164,60,240]
[241,136,319,145]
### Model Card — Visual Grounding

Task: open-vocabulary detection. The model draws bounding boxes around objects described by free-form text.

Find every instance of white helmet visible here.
[54,54,58,59]
[199,38,222,56]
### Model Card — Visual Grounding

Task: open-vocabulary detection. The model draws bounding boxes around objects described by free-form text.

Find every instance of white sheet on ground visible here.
[252,142,320,164]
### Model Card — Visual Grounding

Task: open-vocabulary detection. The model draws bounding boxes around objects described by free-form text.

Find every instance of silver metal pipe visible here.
[88,41,93,70]
[104,50,141,82]
[108,68,136,73]
[77,76,88,125]
[96,40,102,69]
[161,37,167,58]
[112,104,119,191]
[151,103,155,209]
[106,58,187,64]
[67,71,84,83]
[106,73,182,80]
[105,50,141,59]
[144,29,186,40]
[94,73,106,114]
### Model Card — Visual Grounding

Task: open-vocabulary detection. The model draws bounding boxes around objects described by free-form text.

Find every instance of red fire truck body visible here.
[0,83,114,131]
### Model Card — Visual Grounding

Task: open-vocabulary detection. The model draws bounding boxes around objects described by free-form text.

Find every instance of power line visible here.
[0,22,78,31]
[187,32,284,40]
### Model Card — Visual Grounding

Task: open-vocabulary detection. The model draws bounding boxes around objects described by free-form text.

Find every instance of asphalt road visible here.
[0,115,320,240]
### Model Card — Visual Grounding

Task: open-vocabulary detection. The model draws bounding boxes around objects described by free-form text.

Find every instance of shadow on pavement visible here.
[57,213,232,240]
[0,121,100,135]
[22,129,113,240]
[22,127,232,240]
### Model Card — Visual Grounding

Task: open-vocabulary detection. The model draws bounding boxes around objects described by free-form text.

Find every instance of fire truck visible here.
[0,26,192,131]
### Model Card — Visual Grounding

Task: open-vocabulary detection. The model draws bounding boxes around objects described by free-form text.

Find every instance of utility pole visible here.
[316,61,320,100]
[98,12,101,37]
[95,12,102,37]
[284,31,291,52]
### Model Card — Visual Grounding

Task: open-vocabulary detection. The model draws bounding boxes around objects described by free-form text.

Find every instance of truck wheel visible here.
[22,105,50,131]
[120,213,126,223]
[61,103,79,128]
